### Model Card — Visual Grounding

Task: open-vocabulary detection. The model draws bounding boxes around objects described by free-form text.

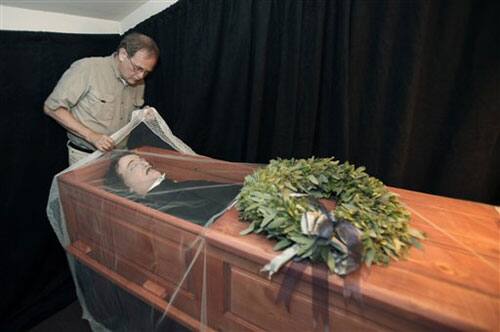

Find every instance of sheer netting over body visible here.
[47,108,500,332]
[47,108,262,331]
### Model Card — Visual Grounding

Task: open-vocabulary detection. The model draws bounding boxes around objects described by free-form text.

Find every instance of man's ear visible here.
[118,48,127,62]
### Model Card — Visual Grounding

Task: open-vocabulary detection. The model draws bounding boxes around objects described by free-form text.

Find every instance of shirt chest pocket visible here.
[134,95,144,108]
[83,90,116,121]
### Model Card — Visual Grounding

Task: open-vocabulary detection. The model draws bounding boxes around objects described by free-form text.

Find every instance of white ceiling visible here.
[1,0,150,21]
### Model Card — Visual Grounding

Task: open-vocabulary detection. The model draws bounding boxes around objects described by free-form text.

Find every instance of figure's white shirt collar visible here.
[148,173,165,192]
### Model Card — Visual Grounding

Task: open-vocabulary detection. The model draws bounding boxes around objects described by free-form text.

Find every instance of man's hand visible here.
[44,107,116,152]
[143,106,157,121]
[87,132,116,152]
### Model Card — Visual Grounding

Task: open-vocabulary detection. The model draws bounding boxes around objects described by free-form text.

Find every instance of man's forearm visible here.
[44,106,116,151]
[44,106,94,142]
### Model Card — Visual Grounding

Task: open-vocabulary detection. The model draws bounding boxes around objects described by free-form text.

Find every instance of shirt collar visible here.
[148,173,165,192]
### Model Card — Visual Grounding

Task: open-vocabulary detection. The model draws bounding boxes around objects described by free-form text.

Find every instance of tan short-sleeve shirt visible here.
[44,54,144,150]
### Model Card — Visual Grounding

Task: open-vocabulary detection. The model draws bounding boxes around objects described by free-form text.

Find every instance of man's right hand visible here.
[44,107,117,152]
[88,132,116,152]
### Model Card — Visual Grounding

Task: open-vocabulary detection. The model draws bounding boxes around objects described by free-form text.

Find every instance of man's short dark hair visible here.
[117,32,159,58]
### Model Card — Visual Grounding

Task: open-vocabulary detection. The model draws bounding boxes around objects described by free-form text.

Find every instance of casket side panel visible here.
[67,242,207,332]
[205,246,404,332]
[206,203,500,331]
[58,175,207,323]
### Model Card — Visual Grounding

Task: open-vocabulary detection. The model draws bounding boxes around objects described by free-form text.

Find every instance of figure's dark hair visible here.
[117,32,159,58]
[103,152,128,191]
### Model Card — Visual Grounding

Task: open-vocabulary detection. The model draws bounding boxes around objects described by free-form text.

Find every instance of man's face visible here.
[116,154,162,195]
[117,48,157,86]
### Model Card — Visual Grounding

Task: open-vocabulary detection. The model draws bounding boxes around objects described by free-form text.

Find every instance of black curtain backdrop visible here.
[1,0,499,330]
[134,0,499,204]
[0,31,119,331]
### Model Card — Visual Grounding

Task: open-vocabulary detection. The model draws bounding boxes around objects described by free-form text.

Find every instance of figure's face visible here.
[117,48,157,86]
[116,154,162,195]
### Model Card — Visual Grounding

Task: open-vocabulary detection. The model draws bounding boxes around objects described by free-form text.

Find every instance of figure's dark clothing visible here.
[130,179,242,226]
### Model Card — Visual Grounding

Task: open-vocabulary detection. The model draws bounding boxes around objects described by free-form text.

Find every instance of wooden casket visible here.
[58,147,499,331]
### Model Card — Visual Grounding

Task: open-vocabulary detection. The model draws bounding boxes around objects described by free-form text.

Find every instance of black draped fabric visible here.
[133,0,499,204]
[0,31,119,330]
[74,261,188,332]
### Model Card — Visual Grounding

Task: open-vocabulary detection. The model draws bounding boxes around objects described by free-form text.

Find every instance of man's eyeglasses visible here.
[127,55,150,76]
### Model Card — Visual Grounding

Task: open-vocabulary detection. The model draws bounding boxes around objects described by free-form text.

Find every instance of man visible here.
[107,153,242,226]
[44,33,159,164]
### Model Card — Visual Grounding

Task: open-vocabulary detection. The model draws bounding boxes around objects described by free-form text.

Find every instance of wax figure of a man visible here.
[108,153,242,226]
[44,33,159,164]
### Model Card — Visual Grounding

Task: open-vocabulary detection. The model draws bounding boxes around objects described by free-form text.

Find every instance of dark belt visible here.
[68,141,95,153]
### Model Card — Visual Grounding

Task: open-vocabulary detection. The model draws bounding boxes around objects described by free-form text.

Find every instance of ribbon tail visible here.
[261,245,299,279]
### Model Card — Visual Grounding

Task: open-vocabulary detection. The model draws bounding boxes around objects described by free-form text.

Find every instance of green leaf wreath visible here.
[236,157,424,275]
